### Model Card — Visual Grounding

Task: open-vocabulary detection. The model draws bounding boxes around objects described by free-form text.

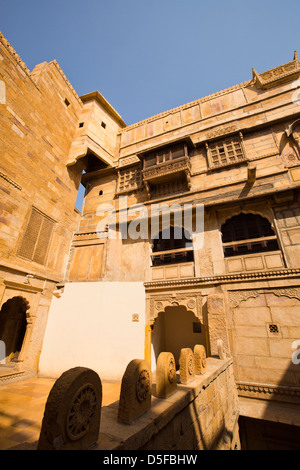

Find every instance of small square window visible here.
[79,122,84,128]
[64,98,70,107]
[193,322,202,333]
[101,121,106,129]
[266,323,281,337]
[269,323,279,334]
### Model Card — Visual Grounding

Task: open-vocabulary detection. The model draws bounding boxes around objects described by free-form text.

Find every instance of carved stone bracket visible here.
[228,287,300,309]
[147,292,202,325]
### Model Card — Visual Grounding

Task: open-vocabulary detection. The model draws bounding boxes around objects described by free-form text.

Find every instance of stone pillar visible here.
[206,294,230,357]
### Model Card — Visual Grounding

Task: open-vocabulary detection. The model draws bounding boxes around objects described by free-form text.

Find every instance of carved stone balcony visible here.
[252,51,300,89]
[142,156,191,198]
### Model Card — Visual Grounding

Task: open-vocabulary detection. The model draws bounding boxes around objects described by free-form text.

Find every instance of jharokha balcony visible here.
[140,142,192,198]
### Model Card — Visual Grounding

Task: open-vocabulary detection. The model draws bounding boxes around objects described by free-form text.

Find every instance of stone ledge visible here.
[144,268,300,290]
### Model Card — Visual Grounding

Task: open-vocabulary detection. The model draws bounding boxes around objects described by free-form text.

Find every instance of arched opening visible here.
[221,213,279,257]
[151,305,206,369]
[151,226,194,266]
[0,296,29,363]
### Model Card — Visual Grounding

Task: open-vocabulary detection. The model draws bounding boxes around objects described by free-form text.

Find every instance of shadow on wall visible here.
[151,305,206,368]
[232,291,300,450]
[239,354,300,450]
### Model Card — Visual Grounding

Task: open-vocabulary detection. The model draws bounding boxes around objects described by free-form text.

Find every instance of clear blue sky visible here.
[1,0,300,126]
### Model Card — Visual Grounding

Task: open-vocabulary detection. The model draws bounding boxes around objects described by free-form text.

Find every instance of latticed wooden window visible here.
[117,166,142,193]
[151,226,194,266]
[18,208,55,265]
[221,213,279,258]
[143,143,187,169]
[207,135,246,169]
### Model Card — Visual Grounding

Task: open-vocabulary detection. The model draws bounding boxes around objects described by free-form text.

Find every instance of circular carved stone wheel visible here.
[66,383,97,440]
[168,357,176,384]
[136,369,151,402]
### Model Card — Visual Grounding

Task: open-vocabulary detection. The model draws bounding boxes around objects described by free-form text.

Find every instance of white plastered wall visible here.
[38,282,145,381]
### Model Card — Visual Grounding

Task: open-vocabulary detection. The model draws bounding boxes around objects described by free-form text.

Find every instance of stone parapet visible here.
[95,358,240,451]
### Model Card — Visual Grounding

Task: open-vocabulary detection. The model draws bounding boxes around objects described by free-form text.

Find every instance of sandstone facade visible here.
[1,31,300,448]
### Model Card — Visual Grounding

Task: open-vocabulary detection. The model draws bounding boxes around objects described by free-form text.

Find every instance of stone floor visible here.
[0,376,121,450]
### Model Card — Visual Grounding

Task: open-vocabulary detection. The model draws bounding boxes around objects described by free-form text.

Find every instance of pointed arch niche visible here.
[0,296,30,363]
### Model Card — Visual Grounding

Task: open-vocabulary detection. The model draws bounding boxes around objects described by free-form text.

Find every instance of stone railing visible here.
[22,344,241,451]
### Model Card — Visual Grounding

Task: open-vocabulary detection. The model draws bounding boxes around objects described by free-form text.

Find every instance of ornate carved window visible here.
[151,226,194,266]
[143,142,188,169]
[117,165,142,194]
[18,208,55,265]
[221,213,279,258]
[206,134,246,169]
[140,142,191,198]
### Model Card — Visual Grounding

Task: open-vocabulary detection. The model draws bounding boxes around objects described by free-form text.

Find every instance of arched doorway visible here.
[0,296,29,363]
[151,305,206,369]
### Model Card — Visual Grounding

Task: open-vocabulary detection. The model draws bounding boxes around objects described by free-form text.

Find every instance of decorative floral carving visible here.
[66,384,97,441]
[142,156,190,181]
[168,357,176,384]
[205,124,238,140]
[148,293,202,324]
[187,299,196,309]
[188,356,194,376]
[136,369,151,402]
[253,54,300,89]
[229,287,300,308]
[118,155,140,168]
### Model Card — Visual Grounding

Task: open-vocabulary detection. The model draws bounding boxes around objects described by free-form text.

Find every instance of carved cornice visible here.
[72,230,107,246]
[205,124,239,141]
[144,268,300,291]
[237,381,300,400]
[73,230,108,239]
